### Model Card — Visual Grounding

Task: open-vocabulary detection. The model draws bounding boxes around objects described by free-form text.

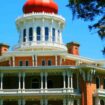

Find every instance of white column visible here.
[70,74,73,88]
[32,55,35,67]
[1,73,3,90]
[55,56,57,66]
[49,19,53,42]
[42,18,45,42]
[12,56,15,67]
[63,99,66,105]
[33,26,36,42]
[22,99,26,105]
[0,99,3,105]
[95,97,100,105]
[45,73,48,89]
[77,99,80,105]
[63,72,66,89]
[22,73,25,90]
[45,99,48,105]
[67,72,70,89]
[40,72,43,89]
[55,29,58,43]
[26,27,28,42]
[18,73,21,89]
[18,99,21,105]
[40,99,44,105]
[35,55,37,67]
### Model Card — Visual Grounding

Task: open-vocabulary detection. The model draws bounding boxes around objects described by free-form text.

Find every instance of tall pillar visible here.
[42,18,45,42]
[67,72,70,89]
[63,99,66,105]
[22,99,26,105]
[77,99,80,105]
[40,99,44,105]
[32,55,35,67]
[55,56,57,66]
[1,73,3,90]
[40,72,43,89]
[0,99,3,105]
[12,56,15,67]
[18,99,21,105]
[45,73,48,89]
[18,73,21,89]
[22,73,25,90]
[35,55,37,67]
[70,74,73,89]
[63,72,66,89]
[95,97,100,105]
[45,99,48,105]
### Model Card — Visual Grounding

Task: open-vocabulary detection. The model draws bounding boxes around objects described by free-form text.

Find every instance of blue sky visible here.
[0,0,104,59]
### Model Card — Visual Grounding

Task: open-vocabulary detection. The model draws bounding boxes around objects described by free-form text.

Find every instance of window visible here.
[31,79,40,89]
[29,27,33,41]
[52,28,55,42]
[45,27,49,41]
[23,29,26,42]
[42,60,46,66]
[48,60,52,66]
[96,77,100,89]
[100,100,104,105]
[48,80,53,88]
[25,61,29,66]
[36,27,41,41]
[19,61,23,66]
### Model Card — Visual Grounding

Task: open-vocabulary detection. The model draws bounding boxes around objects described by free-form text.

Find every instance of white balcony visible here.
[0,88,80,96]
[94,89,105,97]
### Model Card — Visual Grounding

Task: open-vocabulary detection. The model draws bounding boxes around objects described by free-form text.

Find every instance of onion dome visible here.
[23,0,58,14]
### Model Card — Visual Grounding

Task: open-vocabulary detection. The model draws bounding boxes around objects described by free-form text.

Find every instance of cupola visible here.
[23,0,58,14]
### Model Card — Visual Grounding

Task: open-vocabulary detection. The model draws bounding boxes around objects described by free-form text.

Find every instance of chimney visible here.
[66,42,80,55]
[0,43,9,56]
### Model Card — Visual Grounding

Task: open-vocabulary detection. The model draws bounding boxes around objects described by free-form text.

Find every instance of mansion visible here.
[0,0,105,105]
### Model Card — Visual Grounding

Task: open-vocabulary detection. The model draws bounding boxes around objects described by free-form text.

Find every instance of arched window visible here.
[29,27,33,41]
[23,29,26,42]
[25,61,29,66]
[36,27,41,41]
[45,27,49,41]
[52,28,55,42]
[100,100,104,105]
[31,78,40,89]
[42,60,46,66]
[96,77,100,89]
[19,61,23,66]
[48,60,52,66]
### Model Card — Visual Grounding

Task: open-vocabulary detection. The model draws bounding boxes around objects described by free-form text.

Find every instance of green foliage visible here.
[68,0,105,54]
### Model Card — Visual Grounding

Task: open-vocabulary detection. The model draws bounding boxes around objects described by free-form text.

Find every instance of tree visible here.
[68,0,105,54]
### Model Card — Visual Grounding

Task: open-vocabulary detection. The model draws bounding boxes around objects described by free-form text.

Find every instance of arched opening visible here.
[52,28,55,42]
[45,27,49,41]
[100,100,104,105]
[23,29,26,42]
[96,77,100,89]
[29,27,33,41]
[36,27,41,41]
[48,79,53,88]
[74,100,78,105]
[31,78,40,89]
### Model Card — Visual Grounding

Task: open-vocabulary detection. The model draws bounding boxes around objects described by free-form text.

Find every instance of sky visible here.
[0,0,104,59]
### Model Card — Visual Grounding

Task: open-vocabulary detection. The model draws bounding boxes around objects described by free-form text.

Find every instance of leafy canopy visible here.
[68,0,105,54]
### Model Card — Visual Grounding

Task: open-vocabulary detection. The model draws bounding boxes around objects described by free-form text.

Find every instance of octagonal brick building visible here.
[0,0,105,105]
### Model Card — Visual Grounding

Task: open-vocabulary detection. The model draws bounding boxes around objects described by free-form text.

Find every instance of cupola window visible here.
[36,27,41,41]
[23,29,26,42]
[45,27,49,41]
[29,27,33,41]
[52,28,55,42]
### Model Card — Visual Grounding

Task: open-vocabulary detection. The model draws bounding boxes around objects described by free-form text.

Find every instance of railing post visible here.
[63,98,66,105]
[22,73,26,90]
[18,99,21,105]
[63,72,66,89]
[45,73,48,90]
[18,73,21,90]
[40,72,43,90]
